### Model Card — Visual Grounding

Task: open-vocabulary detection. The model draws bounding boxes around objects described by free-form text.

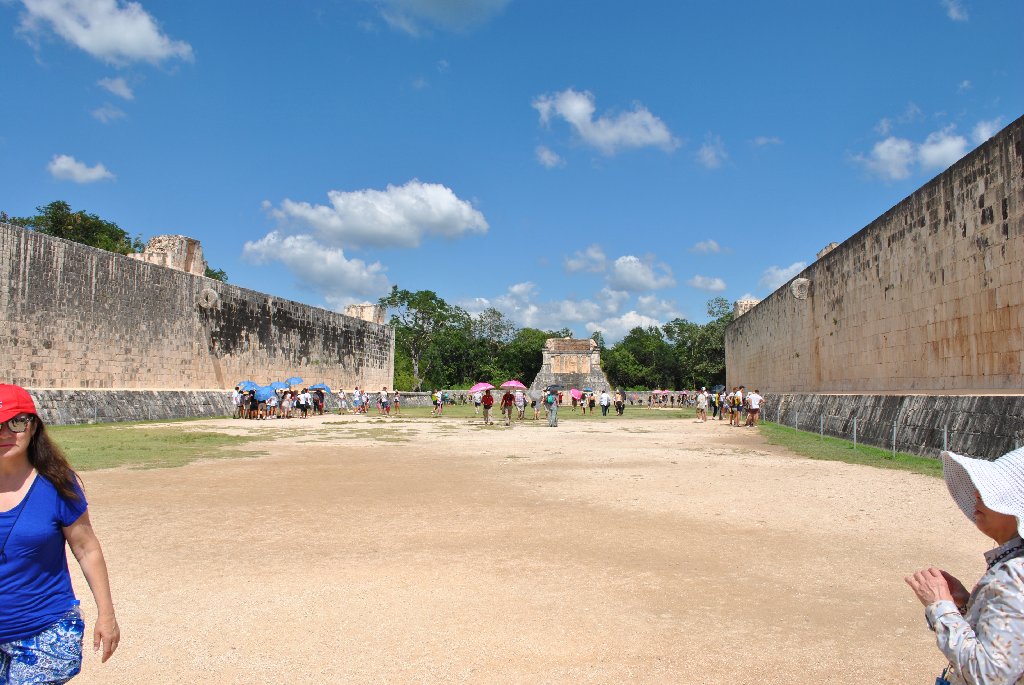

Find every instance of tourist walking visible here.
[745,389,763,426]
[392,391,400,415]
[696,388,708,422]
[500,389,515,426]
[599,389,611,417]
[514,390,526,420]
[0,385,120,681]
[546,388,559,427]
[905,447,1024,684]
[481,389,494,425]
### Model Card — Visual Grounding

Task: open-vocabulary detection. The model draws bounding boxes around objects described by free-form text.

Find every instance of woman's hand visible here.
[940,570,970,608]
[94,613,120,662]
[905,567,956,606]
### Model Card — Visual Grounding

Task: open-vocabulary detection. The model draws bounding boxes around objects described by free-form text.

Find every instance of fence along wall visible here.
[1,223,394,396]
[725,115,1024,394]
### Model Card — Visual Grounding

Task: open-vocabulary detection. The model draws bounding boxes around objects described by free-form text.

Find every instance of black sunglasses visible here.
[1,415,35,434]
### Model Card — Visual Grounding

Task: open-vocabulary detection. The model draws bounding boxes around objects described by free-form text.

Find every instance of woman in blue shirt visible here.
[0,385,119,682]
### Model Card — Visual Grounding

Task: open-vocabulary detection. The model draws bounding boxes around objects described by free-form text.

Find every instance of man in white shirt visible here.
[598,389,611,416]
[231,387,242,419]
[696,387,708,422]
[745,389,763,426]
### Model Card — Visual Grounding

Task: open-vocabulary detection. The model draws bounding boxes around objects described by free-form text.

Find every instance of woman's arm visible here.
[64,511,120,662]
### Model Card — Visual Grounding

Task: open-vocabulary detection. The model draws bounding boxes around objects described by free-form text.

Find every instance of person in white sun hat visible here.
[905,447,1024,685]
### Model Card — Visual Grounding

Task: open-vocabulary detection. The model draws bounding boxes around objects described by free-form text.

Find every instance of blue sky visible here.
[2,0,1021,341]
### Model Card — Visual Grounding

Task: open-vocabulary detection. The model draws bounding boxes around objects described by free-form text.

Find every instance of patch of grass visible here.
[759,422,942,477]
[48,424,267,471]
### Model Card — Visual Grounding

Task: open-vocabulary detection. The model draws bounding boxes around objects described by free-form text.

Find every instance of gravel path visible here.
[69,413,983,684]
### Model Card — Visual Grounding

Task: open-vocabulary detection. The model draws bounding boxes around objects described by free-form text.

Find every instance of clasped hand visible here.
[905,567,970,607]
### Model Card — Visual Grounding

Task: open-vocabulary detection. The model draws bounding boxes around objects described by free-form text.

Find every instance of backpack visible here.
[546,393,555,405]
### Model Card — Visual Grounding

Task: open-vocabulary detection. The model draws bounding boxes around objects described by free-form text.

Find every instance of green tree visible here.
[662,298,734,389]
[204,266,228,282]
[10,201,143,254]
[496,327,550,383]
[379,286,467,391]
[605,326,674,389]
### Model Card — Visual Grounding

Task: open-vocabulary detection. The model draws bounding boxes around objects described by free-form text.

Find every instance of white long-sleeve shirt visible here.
[925,536,1024,684]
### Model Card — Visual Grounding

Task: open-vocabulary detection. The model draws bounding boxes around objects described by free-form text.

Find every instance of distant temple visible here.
[528,337,613,399]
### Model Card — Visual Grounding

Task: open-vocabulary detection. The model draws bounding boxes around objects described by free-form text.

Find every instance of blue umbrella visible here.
[255,386,277,402]
[310,383,331,393]
[238,380,259,391]
[286,377,304,386]
[270,381,289,390]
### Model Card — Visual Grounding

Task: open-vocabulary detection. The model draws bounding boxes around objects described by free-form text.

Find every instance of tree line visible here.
[380,286,733,392]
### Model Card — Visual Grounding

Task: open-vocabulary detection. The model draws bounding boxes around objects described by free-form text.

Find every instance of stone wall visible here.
[1,223,394,394]
[762,393,1024,460]
[725,115,1024,394]
[528,338,613,398]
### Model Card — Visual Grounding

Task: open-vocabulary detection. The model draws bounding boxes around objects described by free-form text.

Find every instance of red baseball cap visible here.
[0,385,38,423]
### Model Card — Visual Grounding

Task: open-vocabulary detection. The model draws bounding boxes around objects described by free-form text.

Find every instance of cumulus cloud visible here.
[690,239,722,254]
[265,179,488,249]
[242,232,389,308]
[586,311,664,343]
[919,125,968,171]
[686,275,726,292]
[636,295,680,319]
[535,145,564,168]
[97,75,133,99]
[533,88,680,155]
[759,262,806,292]
[596,287,630,314]
[376,0,511,35]
[696,134,727,169]
[91,103,125,123]
[972,117,1003,144]
[564,244,607,273]
[752,136,782,147]
[608,255,675,291]
[18,0,194,65]
[855,136,916,180]
[47,153,114,182]
[942,0,968,21]
[488,281,602,331]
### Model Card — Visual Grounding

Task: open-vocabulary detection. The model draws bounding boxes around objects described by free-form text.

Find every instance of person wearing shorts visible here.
[0,385,120,682]
[392,391,401,415]
[352,388,362,414]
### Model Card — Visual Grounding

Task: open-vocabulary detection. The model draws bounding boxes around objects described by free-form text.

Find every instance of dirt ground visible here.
[68,411,988,684]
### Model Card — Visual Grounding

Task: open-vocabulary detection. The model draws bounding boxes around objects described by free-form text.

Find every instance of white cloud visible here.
[636,295,680,319]
[535,145,564,168]
[752,136,782,147]
[242,232,389,308]
[489,281,601,331]
[97,75,133,99]
[412,76,428,90]
[91,103,125,123]
[533,88,680,155]
[436,59,449,72]
[942,0,968,21]
[265,179,488,249]
[919,125,968,171]
[696,134,727,169]
[759,262,806,292]
[608,255,675,291]
[874,118,893,136]
[690,239,722,254]
[47,153,114,182]
[686,275,726,292]
[972,117,1003,144]
[18,0,194,65]
[377,0,511,34]
[564,244,607,273]
[596,287,630,314]
[855,136,916,180]
[958,79,972,92]
[586,311,664,343]
[738,292,757,302]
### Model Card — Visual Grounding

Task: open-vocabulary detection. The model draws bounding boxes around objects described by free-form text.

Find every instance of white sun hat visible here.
[941,447,1024,539]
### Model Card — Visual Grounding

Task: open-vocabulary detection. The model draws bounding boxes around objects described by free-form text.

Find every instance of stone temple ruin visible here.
[127,234,207,276]
[528,338,613,399]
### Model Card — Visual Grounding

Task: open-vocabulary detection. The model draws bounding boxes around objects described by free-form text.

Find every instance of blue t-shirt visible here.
[0,474,87,643]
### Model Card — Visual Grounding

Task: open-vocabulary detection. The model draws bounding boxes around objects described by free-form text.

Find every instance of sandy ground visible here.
[66,411,989,684]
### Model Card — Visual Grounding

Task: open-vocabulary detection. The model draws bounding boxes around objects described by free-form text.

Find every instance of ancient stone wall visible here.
[726,115,1024,394]
[1,223,393,394]
[528,338,613,396]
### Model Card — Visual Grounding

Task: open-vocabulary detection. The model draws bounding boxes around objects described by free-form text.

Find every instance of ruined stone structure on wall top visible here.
[528,337,613,398]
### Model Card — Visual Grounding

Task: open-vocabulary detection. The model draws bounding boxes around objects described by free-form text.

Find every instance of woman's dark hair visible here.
[27,417,82,501]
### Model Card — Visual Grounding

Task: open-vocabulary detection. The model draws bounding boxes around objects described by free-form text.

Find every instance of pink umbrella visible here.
[469,382,495,393]
[570,388,583,400]
[500,379,527,389]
